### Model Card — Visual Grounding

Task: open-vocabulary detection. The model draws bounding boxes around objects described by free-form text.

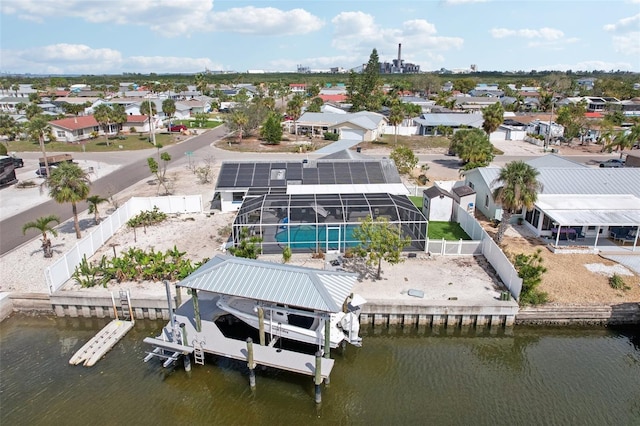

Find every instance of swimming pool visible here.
[275,224,359,250]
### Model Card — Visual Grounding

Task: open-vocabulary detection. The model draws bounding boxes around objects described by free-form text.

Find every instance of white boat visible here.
[216,295,365,349]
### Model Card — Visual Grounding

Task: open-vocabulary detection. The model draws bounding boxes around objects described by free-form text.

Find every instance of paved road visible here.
[0,127,230,255]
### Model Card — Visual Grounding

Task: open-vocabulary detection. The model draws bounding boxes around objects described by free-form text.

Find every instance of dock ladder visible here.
[193,340,205,365]
[119,290,132,320]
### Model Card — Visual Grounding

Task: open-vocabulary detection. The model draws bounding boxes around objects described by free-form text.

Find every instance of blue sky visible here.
[1,0,639,75]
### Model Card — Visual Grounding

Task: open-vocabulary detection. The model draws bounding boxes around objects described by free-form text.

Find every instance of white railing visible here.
[455,205,523,299]
[45,195,203,295]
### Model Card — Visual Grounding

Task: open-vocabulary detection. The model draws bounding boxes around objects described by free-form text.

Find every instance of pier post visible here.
[247,338,256,389]
[257,307,265,346]
[191,289,201,332]
[314,351,322,404]
[175,285,182,308]
[183,352,192,372]
[324,318,331,359]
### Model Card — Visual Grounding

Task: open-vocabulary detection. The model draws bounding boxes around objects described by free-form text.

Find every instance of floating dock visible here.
[69,319,134,366]
[69,291,134,367]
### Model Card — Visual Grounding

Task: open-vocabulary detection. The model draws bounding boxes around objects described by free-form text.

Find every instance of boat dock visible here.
[144,292,335,379]
[69,291,134,367]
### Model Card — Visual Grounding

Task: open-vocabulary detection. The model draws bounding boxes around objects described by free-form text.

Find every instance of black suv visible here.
[12,157,24,168]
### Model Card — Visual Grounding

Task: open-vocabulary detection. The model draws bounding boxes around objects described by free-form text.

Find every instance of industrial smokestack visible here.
[397,43,402,65]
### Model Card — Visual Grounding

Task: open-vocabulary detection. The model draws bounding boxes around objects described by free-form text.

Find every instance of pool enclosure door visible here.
[326,226,341,254]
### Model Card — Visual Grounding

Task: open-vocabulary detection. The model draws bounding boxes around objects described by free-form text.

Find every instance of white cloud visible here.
[0,1,324,37]
[603,13,640,32]
[209,7,324,35]
[442,0,488,4]
[611,32,640,55]
[539,60,636,72]
[0,43,221,74]
[490,27,564,40]
[127,56,223,73]
[330,12,463,67]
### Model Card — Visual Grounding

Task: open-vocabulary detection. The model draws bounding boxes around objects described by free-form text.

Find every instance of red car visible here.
[169,124,187,132]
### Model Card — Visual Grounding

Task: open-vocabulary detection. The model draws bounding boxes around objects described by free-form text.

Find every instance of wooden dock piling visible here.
[314,351,322,404]
[247,338,256,389]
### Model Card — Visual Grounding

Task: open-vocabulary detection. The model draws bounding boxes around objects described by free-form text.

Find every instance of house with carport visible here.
[463,155,640,252]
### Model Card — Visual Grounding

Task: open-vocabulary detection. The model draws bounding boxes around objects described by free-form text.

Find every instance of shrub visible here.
[513,249,548,306]
[282,246,292,263]
[609,273,630,291]
[323,132,339,141]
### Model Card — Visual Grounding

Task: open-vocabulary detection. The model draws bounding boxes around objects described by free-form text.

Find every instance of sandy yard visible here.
[1,142,638,305]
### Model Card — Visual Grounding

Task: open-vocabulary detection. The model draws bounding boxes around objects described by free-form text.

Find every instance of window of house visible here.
[468,182,474,189]
[232,192,244,203]
[541,213,553,231]
[56,131,65,138]
[484,194,489,208]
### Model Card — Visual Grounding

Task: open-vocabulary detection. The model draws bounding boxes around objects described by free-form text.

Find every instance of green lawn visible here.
[173,119,223,129]
[427,221,471,240]
[4,133,181,153]
[409,196,423,208]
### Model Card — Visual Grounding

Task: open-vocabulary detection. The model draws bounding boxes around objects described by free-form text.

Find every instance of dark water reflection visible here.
[1,315,639,425]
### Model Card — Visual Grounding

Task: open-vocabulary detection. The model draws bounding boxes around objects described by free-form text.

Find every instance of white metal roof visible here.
[176,255,358,313]
[536,194,640,226]
[286,183,410,195]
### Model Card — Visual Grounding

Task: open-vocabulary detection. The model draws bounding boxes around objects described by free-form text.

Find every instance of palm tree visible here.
[93,104,112,145]
[606,124,640,159]
[482,102,504,136]
[86,194,109,224]
[47,162,91,239]
[111,103,127,135]
[388,104,403,144]
[492,161,543,244]
[162,99,176,129]
[25,114,56,178]
[230,110,249,141]
[140,99,157,145]
[22,215,60,258]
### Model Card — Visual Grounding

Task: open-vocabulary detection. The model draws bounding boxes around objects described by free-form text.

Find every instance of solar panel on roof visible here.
[318,163,336,184]
[303,168,319,184]
[217,164,240,187]
[236,164,255,186]
[287,164,303,180]
[365,164,385,182]
[349,163,369,184]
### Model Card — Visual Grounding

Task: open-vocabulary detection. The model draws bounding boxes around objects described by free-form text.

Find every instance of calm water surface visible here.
[1,315,639,425]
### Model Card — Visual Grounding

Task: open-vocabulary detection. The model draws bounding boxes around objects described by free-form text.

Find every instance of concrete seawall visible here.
[2,292,639,326]
[360,300,519,330]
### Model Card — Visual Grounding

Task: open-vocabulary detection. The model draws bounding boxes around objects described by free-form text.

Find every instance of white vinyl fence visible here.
[45,195,203,294]
[455,205,523,299]
[425,238,482,256]
[382,125,419,136]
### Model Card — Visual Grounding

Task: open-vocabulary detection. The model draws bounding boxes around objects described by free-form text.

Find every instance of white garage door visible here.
[340,128,365,141]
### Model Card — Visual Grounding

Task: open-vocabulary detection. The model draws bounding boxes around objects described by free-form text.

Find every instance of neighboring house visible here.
[0,97,27,113]
[48,115,149,142]
[625,151,640,168]
[463,155,640,249]
[525,120,564,142]
[413,113,483,136]
[490,119,529,142]
[618,98,640,116]
[289,83,307,93]
[296,111,387,141]
[453,96,500,111]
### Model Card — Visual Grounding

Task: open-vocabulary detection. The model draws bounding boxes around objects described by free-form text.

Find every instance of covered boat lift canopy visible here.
[177,254,359,313]
[535,194,640,250]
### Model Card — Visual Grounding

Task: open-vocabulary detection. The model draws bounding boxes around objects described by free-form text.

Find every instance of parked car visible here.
[599,159,625,168]
[169,124,187,132]
[11,156,24,168]
[36,165,57,177]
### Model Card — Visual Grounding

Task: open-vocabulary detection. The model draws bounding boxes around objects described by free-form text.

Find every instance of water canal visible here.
[1,315,639,425]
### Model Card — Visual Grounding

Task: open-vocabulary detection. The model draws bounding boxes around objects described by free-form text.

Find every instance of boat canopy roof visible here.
[176,255,358,313]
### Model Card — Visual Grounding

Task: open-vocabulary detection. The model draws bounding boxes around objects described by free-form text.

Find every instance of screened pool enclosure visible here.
[232,193,428,254]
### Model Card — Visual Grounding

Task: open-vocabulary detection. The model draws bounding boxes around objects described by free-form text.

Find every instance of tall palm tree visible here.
[140,99,157,145]
[25,114,56,177]
[162,99,176,129]
[492,161,543,244]
[93,104,112,145]
[47,162,91,239]
[111,103,127,135]
[22,214,60,258]
[388,104,403,144]
[86,194,108,225]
